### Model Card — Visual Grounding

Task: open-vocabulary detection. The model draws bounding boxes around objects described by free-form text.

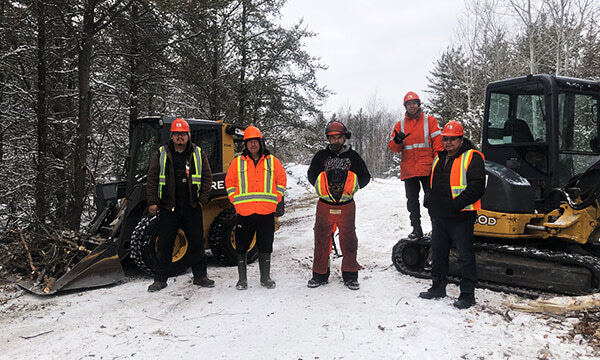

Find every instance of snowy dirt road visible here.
[0,164,597,360]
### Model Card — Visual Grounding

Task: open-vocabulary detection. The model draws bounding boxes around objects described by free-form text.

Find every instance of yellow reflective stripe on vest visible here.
[264,156,274,194]
[450,149,474,199]
[430,156,440,188]
[158,145,202,199]
[233,155,278,205]
[158,146,167,199]
[191,147,202,185]
[314,172,331,201]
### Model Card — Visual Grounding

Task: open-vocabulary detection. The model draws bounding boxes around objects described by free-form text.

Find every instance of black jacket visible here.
[147,139,213,210]
[424,138,485,221]
[307,144,371,190]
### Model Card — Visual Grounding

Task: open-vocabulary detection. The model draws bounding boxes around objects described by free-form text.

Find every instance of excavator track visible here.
[392,237,600,298]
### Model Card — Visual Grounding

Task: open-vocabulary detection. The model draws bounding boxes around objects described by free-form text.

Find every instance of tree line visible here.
[2,0,600,237]
[0,0,326,234]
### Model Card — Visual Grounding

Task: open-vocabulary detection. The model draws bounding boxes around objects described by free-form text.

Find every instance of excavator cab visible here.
[482,74,600,212]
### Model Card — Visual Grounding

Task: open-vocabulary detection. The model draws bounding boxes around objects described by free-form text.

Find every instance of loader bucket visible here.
[18,240,125,296]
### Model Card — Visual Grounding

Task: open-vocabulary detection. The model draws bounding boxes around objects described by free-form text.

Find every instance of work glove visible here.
[393,130,410,144]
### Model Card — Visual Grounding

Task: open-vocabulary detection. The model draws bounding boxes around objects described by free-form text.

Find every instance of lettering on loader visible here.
[477,215,497,226]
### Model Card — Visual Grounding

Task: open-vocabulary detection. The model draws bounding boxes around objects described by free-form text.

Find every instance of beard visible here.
[329,143,343,152]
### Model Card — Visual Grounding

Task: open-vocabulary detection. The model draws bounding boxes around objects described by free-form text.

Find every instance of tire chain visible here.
[129,214,158,276]
[208,208,236,264]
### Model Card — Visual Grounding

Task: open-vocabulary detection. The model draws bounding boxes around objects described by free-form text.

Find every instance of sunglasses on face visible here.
[442,136,460,142]
[172,132,188,137]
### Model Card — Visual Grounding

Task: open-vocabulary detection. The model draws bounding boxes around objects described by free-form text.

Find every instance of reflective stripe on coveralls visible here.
[400,113,441,150]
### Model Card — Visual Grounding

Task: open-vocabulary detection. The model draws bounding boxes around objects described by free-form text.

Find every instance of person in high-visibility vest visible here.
[420,120,485,309]
[225,125,287,290]
[388,91,443,240]
[307,120,371,290]
[146,117,214,292]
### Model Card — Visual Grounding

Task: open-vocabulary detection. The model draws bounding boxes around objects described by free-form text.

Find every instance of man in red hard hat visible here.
[306,120,371,290]
[226,125,287,290]
[146,117,214,292]
[389,91,444,240]
[420,120,485,309]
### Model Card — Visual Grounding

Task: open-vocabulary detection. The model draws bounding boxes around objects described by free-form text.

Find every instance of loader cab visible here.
[483,74,600,211]
[126,117,226,195]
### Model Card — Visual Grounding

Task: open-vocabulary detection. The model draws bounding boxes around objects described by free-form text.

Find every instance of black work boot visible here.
[453,293,476,309]
[344,280,360,290]
[419,280,447,299]
[259,253,276,289]
[147,281,167,292]
[342,271,359,290]
[407,226,423,240]
[193,275,215,288]
[307,271,329,288]
[236,253,248,290]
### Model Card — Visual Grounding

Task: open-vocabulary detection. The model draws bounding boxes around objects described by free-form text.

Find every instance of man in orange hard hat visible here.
[420,120,485,309]
[307,120,371,290]
[226,125,287,290]
[389,91,444,240]
[146,117,214,292]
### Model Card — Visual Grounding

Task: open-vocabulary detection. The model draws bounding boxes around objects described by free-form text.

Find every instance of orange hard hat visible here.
[441,120,464,137]
[171,118,190,132]
[325,121,348,136]
[243,125,263,140]
[403,91,421,106]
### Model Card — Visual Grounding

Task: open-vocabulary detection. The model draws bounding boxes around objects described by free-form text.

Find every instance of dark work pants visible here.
[313,200,360,276]
[154,205,207,282]
[404,176,430,228]
[430,218,477,294]
[235,213,275,254]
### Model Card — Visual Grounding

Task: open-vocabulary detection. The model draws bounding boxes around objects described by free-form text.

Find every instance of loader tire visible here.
[209,207,258,266]
[129,215,190,276]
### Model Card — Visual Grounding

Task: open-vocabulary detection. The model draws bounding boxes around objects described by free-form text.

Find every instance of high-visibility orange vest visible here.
[430,149,484,211]
[225,154,287,216]
[314,170,359,203]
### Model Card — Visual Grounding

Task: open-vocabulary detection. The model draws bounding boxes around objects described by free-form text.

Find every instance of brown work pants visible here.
[312,200,360,275]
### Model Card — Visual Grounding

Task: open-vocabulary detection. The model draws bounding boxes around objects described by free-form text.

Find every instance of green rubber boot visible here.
[259,253,276,289]
[236,254,248,290]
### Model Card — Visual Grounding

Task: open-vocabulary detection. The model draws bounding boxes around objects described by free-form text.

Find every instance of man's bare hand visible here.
[148,204,158,215]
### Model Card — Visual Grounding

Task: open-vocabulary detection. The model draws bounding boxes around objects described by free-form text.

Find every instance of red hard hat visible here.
[403,91,421,106]
[171,118,190,132]
[325,121,348,136]
[441,120,464,137]
[243,125,263,140]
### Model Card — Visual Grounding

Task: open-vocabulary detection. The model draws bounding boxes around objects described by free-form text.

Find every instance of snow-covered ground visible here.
[0,163,597,359]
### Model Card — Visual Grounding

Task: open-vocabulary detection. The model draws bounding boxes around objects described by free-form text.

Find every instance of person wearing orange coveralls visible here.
[389,91,443,239]
[307,121,371,290]
[225,125,287,290]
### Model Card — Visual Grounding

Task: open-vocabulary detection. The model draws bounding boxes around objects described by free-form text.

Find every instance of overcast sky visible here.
[280,0,466,115]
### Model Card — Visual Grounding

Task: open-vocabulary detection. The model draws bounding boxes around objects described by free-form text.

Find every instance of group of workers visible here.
[144,90,485,310]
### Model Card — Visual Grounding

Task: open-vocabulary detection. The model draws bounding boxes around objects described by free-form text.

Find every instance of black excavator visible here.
[393,74,600,297]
